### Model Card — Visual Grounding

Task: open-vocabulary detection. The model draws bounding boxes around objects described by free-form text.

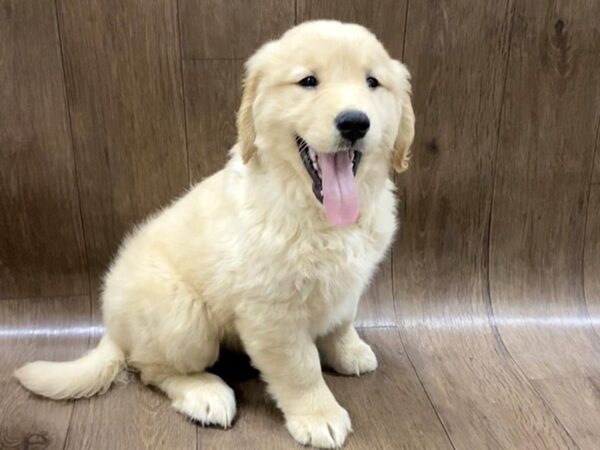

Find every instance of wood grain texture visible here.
[296,0,408,58]
[594,125,600,184]
[394,1,576,447]
[490,0,600,379]
[5,1,600,449]
[184,59,241,183]
[402,335,578,449]
[330,328,452,449]
[179,0,295,60]
[356,258,395,327]
[394,0,512,332]
[585,186,600,333]
[56,0,188,280]
[0,0,88,298]
[0,296,91,449]
[534,377,600,450]
[65,379,197,450]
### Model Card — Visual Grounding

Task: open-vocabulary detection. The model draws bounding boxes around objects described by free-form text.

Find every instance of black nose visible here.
[335,110,370,142]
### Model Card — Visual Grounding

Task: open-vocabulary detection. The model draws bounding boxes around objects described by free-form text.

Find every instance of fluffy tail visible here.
[14,335,125,400]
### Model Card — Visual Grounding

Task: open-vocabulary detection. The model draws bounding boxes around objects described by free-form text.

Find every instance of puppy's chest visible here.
[282,228,385,329]
[290,233,371,283]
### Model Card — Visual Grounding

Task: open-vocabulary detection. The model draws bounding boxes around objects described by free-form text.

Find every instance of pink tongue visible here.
[318,151,359,226]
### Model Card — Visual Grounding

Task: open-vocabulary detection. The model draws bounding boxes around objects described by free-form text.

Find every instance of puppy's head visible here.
[237,20,414,226]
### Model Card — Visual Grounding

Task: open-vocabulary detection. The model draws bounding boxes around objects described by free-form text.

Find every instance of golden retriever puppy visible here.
[15,20,414,448]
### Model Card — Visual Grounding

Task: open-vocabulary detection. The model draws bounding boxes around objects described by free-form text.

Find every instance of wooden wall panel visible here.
[183,60,241,183]
[0,0,87,298]
[6,1,600,448]
[490,0,600,379]
[394,0,510,338]
[356,255,395,327]
[393,1,575,447]
[393,0,510,329]
[594,128,600,184]
[56,0,188,281]
[585,186,600,331]
[296,0,408,58]
[179,0,295,60]
[0,296,91,449]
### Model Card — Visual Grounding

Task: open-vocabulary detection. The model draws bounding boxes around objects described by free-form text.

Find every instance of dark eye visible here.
[366,76,380,89]
[298,75,318,88]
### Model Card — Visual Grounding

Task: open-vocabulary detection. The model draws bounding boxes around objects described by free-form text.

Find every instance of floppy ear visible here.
[237,63,260,164]
[392,65,415,173]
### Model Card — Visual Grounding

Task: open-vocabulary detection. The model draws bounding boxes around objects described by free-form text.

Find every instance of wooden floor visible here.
[1,292,600,450]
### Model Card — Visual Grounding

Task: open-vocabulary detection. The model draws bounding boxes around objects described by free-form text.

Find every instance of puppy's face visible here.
[238,21,414,226]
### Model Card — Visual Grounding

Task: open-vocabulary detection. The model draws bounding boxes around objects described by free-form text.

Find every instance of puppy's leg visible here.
[140,367,236,428]
[238,319,351,449]
[317,323,377,376]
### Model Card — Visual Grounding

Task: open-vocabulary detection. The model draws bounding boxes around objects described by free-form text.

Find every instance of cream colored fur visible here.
[15,21,414,448]
[14,336,125,399]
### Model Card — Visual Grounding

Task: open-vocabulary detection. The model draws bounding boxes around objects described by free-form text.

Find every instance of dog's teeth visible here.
[308,148,320,175]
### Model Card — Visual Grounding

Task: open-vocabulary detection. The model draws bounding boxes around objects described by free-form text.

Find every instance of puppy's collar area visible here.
[295,135,362,226]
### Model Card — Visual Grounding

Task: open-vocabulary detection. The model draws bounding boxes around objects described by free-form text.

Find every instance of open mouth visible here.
[295,136,362,203]
[295,136,363,226]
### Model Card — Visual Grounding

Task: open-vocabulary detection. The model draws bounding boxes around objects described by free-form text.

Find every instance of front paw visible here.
[326,340,377,376]
[171,381,236,428]
[286,405,352,448]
